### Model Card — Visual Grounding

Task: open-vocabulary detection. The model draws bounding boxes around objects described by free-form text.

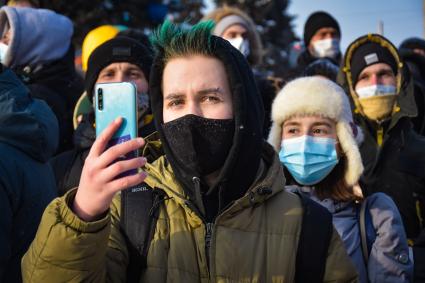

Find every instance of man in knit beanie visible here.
[339,33,425,281]
[297,11,341,71]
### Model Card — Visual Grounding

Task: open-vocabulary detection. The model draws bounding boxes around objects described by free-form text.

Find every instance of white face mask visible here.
[226,36,250,57]
[311,38,340,59]
[0,42,8,64]
[356,84,397,98]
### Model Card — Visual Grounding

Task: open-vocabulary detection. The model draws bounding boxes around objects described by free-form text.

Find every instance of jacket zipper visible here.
[188,176,216,279]
[205,222,214,269]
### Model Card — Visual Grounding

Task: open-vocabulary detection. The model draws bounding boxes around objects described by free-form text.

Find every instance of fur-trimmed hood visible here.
[337,33,417,131]
[202,5,263,66]
[267,76,364,186]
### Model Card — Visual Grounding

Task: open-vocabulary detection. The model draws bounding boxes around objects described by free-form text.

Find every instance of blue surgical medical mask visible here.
[279,135,339,186]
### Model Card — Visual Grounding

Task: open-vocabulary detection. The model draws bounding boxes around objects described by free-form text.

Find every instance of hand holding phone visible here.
[74,118,147,221]
[73,82,144,221]
[95,82,138,177]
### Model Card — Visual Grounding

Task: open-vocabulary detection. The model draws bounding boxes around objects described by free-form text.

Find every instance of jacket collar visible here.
[144,142,286,219]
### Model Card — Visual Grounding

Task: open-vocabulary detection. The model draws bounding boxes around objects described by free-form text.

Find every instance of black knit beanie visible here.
[303,11,340,46]
[85,36,153,100]
[350,41,398,85]
[399,37,425,52]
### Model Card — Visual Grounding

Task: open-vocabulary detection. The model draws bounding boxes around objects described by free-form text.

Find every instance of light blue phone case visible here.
[95,82,138,176]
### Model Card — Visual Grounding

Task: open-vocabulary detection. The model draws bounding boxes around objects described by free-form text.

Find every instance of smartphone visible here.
[95,82,138,177]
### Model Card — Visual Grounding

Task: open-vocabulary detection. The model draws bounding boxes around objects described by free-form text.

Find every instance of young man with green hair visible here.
[22,21,357,282]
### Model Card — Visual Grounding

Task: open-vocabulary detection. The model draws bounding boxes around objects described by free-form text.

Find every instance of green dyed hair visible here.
[150,20,215,64]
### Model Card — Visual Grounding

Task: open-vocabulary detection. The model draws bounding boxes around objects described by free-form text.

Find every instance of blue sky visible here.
[287,0,423,51]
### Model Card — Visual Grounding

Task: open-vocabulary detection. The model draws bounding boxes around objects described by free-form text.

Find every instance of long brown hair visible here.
[314,155,361,202]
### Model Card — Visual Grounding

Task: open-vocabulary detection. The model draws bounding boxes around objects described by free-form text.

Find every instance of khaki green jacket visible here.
[22,145,358,282]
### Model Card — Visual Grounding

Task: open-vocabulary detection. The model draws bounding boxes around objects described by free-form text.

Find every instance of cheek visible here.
[383,77,397,87]
[163,108,178,123]
[209,103,233,119]
[135,78,149,93]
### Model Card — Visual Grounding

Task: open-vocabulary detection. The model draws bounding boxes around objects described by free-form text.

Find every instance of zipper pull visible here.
[205,222,214,272]
[205,222,214,250]
[377,126,384,147]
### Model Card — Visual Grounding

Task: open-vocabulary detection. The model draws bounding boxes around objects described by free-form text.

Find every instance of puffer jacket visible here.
[0,67,58,282]
[287,186,412,283]
[22,143,358,282]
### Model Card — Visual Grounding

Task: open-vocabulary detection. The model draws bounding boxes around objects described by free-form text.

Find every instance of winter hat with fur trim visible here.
[268,76,364,186]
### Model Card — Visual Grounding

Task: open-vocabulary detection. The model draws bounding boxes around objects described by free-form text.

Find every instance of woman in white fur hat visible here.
[268,76,413,283]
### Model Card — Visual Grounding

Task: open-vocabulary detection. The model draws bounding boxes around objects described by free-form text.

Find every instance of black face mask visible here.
[162,114,234,176]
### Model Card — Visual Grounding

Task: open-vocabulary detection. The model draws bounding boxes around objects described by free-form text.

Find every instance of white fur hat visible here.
[267,76,364,186]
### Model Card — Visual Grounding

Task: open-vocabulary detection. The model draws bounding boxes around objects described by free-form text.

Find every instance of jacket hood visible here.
[202,5,263,66]
[15,45,83,106]
[149,35,264,217]
[0,68,58,161]
[0,7,73,68]
[399,48,425,85]
[337,34,417,129]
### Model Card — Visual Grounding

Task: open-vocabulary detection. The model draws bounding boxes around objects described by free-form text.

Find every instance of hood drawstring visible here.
[192,176,206,216]
[217,180,229,213]
[400,128,406,151]
[149,189,170,217]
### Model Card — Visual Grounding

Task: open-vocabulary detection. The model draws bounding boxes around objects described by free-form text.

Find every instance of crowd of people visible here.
[1,1,425,282]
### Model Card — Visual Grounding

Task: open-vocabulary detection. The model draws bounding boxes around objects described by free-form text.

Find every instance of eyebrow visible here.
[283,121,332,127]
[197,87,223,96]
[311,121,333,127]
[164,87,223,100]
[164,93,184,100]
[98,66,118,75]
[283,121,301,127]
[125,67,143,72]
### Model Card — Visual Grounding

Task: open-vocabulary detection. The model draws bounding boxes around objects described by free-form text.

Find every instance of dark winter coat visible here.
[399,48,425,135]
[296,49,341,75]
[14,46,84,154]
[0,68,58,282]
[338,37,425,242]
[0,6,84,154]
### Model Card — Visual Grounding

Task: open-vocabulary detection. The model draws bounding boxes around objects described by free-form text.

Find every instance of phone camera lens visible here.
[98,88,103,110]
